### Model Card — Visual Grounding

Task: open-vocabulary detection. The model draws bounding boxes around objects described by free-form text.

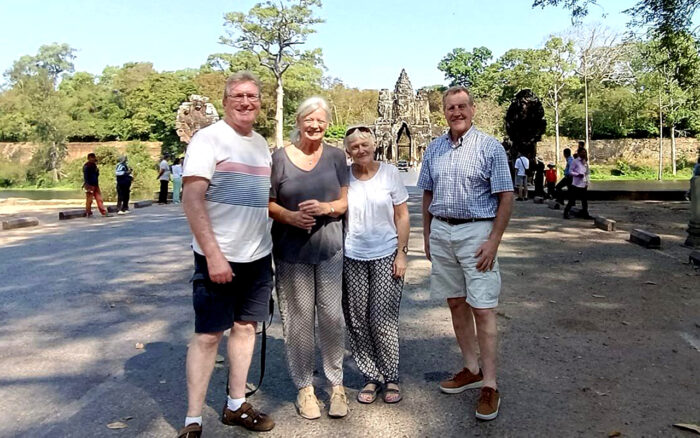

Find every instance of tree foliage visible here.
[220,0,324,147]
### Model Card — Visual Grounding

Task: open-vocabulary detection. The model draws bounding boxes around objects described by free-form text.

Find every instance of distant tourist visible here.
[563,146,593,220]
[534,157,545,199]
[417,86,513,421]
[545,163,557,199]
[157,155,170,204]
[115,155,132,214]
[342,124,409,405]
[178,71,275,438]
[269,96,349,420]
[514,151,529,201]
[555,148,573,204]
[171,158,183,204]
[82,152,108,217]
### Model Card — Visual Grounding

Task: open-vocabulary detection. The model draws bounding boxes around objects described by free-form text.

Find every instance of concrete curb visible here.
[1,217,39,230]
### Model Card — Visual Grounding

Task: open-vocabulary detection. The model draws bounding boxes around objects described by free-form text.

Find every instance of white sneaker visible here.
[117,211,125,215]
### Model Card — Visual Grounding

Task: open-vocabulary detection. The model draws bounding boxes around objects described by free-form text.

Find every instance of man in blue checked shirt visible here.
[417,86,513,421]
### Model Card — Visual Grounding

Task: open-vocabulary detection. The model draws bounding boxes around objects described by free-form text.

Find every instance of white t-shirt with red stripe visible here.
[183,120,272,263]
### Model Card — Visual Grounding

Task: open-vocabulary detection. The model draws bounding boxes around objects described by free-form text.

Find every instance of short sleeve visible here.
[182,133,216,181]
[389,165,409,205]
[416,148,433,191]
[489,143,514,194]
[334,148,349,187]
[270,150,283,199]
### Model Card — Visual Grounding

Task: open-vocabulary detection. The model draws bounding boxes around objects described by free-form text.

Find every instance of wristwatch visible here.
[402,245,409,255]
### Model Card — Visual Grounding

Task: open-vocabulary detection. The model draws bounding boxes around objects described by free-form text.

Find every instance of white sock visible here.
[184,416,202,427]
[227,396,245,413]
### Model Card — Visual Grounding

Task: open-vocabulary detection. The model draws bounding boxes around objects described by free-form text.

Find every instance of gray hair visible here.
[223,71,262,99]
[343,128,375,150]
[290,96,332,144]
[442,85,474,107]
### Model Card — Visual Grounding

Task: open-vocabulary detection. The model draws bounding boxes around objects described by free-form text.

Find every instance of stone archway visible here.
[396,123,412,161]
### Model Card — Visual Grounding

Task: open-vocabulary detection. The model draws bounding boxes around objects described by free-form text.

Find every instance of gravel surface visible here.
[1,192,698,437]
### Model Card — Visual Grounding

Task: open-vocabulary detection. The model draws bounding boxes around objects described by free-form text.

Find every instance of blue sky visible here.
[0,0,638,90]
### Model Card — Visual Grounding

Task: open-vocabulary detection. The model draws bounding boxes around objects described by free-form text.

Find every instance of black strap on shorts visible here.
[225,296,274,398]
[434,216,495,225]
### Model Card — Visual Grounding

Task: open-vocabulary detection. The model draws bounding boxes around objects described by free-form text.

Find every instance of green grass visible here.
[589,164,693,181]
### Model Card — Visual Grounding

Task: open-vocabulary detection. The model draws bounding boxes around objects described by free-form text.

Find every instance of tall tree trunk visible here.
[584,76,590,158]
[658,91,663,181]
[554,90,560,168]
[671,124,677,175]
[275,75,284,148]
[50,141,59,182]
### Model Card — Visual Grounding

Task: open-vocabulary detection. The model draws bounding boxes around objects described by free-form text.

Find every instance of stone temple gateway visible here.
[374,69,432,164]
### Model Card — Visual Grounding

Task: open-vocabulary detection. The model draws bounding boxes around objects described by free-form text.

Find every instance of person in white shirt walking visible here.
[514,152,530,201]
[157,156,171,204]
[171,158,183,204]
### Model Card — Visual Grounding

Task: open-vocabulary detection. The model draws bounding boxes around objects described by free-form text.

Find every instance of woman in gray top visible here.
[269,96,349,420]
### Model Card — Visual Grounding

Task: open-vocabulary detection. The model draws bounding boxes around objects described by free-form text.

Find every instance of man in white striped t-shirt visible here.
[178,71,275,437]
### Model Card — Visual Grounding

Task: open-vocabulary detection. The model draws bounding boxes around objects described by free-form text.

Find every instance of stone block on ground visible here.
[107,205,119,213]
[594,216,616,232]
[690,251,700,267]
[2,217,39,230]
[533,196,544,204]
[547,199,560,210]
[134,200,153,209]
[630,229,661,249]
[59,209,86,220]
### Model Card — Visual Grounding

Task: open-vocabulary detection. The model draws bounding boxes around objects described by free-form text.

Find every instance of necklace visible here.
[297,144,321,166]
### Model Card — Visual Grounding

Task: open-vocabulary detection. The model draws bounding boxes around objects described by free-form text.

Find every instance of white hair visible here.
[290,96,332,144]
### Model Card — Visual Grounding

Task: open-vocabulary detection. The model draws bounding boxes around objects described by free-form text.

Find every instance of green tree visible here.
[221,0,324,148]
[437,47,498,97]
[3,43,76,182]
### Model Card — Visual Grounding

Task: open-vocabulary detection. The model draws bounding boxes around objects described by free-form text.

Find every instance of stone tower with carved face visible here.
[373,69,432,163]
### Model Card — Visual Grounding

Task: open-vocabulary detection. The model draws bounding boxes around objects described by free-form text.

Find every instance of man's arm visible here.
[422,190,433,261]
[475,191,513,272]
[182,176,233,283]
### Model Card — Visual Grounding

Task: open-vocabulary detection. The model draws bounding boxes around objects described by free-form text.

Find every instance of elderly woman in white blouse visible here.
[342,125,410,404]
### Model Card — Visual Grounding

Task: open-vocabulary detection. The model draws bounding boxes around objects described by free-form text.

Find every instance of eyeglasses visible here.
[344,125,372,137]
[228,93,260,102]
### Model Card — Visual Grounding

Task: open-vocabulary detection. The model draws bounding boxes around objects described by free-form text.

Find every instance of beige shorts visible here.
[429,219,501,308]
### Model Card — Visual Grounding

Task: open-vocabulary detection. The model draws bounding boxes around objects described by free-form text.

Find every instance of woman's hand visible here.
[393,252,407,278]
[298,199,330,217]
[286,209,316,231]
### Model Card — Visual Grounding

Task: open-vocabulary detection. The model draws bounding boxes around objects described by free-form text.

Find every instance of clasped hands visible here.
[289,199,331,231]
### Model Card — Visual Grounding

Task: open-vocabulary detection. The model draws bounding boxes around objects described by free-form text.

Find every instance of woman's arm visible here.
[298,186,348,218]
[269,199,316,231]
[392,202,410,278]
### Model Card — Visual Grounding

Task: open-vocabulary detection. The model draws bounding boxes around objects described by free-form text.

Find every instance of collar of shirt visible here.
[448,125,475,149]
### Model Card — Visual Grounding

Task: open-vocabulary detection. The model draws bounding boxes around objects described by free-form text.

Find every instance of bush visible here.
[324,124,347,140]
[0,160,28,187]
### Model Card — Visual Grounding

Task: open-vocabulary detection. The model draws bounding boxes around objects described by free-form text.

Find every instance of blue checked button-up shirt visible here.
[417,125,513,219]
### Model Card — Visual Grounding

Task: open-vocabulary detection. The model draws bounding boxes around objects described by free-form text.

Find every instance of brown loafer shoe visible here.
[439,367,483,394]
[177,423,202,438]
[475,386,500,421]
[222,401,275,432]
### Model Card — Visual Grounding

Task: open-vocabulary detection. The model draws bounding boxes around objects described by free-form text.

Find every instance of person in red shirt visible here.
[545,163,557,200]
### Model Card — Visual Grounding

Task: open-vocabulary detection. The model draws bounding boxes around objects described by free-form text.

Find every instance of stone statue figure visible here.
[175,95,220,144]
[504,89,546,165]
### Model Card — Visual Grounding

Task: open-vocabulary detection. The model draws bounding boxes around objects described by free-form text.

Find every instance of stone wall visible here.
[0,141,162,164]
[535,136,699,166]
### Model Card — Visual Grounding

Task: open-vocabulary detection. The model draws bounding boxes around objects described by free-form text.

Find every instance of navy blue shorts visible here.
[191,252,273,333]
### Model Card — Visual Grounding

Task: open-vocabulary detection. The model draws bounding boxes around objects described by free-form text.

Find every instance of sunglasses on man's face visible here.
[344,126,372,137]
